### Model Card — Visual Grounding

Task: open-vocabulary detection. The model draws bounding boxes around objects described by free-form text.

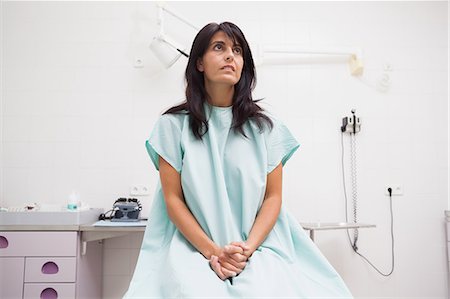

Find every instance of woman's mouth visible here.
[221,65,235,71]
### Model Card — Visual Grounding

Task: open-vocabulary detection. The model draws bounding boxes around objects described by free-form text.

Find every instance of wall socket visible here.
[130,185,150,196]
[385,185,403,196]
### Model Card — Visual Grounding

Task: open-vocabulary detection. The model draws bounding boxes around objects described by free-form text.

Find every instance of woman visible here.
[124,22,353,298]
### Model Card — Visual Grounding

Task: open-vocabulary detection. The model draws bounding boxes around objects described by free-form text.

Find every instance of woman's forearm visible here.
[245,195,282,254]
[245,163,283,255]
[166,196,219,259]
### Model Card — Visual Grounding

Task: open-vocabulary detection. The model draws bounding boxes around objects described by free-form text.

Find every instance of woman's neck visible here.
[204,82,234,107]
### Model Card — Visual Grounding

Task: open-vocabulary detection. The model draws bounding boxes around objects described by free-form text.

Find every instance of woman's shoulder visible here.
[248,107,283,134]
[158,110,188,123]
[156,109,189,131]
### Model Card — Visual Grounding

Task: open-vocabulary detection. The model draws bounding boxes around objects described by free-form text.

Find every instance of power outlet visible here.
[130,185,150,196]
[134,57,144,68]
[385,185,403,196]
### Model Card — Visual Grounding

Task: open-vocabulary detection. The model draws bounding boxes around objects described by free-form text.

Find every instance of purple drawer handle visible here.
[41,261,59,274]
[0,236,8,248]
[40,287,58,299]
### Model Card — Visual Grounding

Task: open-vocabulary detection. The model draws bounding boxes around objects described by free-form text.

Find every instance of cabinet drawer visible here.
[0,232,77,257]
[25,257,76,283]
[23,283,75,299]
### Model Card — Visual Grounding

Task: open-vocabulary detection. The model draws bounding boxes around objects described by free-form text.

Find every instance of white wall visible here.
[1,1,448,299]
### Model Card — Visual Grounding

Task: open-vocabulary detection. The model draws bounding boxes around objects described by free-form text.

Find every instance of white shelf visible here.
[300,222,376,241]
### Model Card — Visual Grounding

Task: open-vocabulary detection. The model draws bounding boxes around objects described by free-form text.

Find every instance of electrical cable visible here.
[177,49,189,57]
[341,131,395,276]
[98,208,115,220]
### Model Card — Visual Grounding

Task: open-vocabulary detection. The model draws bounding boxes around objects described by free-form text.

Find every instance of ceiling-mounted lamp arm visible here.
[156,3,200,36]
[156,4,164,37]
[259,45,364,76]
[160,6,200,32]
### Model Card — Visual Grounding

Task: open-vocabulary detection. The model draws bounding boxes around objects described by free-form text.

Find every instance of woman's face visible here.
[196,31,244,87]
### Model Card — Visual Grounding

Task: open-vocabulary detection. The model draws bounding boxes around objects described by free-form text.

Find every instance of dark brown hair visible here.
[164,22,273,139]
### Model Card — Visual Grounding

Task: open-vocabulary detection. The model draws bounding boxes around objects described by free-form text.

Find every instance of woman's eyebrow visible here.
[210,40,241,47]
[210,40,225,46]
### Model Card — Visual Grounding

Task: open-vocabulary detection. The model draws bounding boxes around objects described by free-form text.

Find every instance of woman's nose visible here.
[225,48,234,61]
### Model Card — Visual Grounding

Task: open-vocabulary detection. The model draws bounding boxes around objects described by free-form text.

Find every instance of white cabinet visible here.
[0,257,25,299]
[0,231,102,299]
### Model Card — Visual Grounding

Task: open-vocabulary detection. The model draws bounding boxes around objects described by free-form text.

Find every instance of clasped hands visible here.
[209,241,253,280]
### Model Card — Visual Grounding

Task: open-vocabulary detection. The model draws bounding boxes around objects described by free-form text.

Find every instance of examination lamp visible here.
[150,35,189,69]
[150,4,198,68]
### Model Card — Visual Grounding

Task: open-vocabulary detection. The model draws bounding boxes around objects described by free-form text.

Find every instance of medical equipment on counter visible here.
[98,198,142,222]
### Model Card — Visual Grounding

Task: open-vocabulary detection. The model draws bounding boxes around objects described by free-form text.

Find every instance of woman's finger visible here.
[220,266,237,278]
[220,254,246,270]
[231,253,248,263]
[219,252,247,269]
[212,255,237,279]
[231,258,247,269]
[231,241,251,251]
[220,261,242,274]
[224,244,243,255]
[210,256,226,280]
[228,242,253,259]
[212,262,226,280]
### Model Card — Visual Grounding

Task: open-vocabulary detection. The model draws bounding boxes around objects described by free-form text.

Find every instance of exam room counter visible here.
[0,223,145,299]
[0,222,374,299]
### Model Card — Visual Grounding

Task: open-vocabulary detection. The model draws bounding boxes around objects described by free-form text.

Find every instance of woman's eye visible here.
[233,47,242,55]
[214,44,223,50]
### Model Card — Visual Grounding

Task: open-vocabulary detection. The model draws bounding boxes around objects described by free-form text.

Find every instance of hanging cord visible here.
[350,133,359,250]
[341,131,395,276]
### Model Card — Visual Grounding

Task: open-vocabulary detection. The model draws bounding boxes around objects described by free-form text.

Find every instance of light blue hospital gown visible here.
[124,103,353,299]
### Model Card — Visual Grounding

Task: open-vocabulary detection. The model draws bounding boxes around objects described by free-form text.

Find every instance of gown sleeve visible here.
[265,118,300,174]
[145,114,183,173]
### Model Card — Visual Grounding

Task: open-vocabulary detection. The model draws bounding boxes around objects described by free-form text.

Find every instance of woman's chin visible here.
[205,75,241,87]
[217,77,240,86]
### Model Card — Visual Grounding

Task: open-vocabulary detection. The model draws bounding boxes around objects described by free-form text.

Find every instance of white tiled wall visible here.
[1,2,448,299]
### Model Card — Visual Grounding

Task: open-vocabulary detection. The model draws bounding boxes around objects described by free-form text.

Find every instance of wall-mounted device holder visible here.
[341,109,361,134]
[341,109,362,252]
[340,111,395,276]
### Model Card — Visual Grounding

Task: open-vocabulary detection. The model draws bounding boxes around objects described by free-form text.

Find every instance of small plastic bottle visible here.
[67,191,79,211]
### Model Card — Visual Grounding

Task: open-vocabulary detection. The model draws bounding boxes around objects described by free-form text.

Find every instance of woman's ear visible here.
[196,58,204,72]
